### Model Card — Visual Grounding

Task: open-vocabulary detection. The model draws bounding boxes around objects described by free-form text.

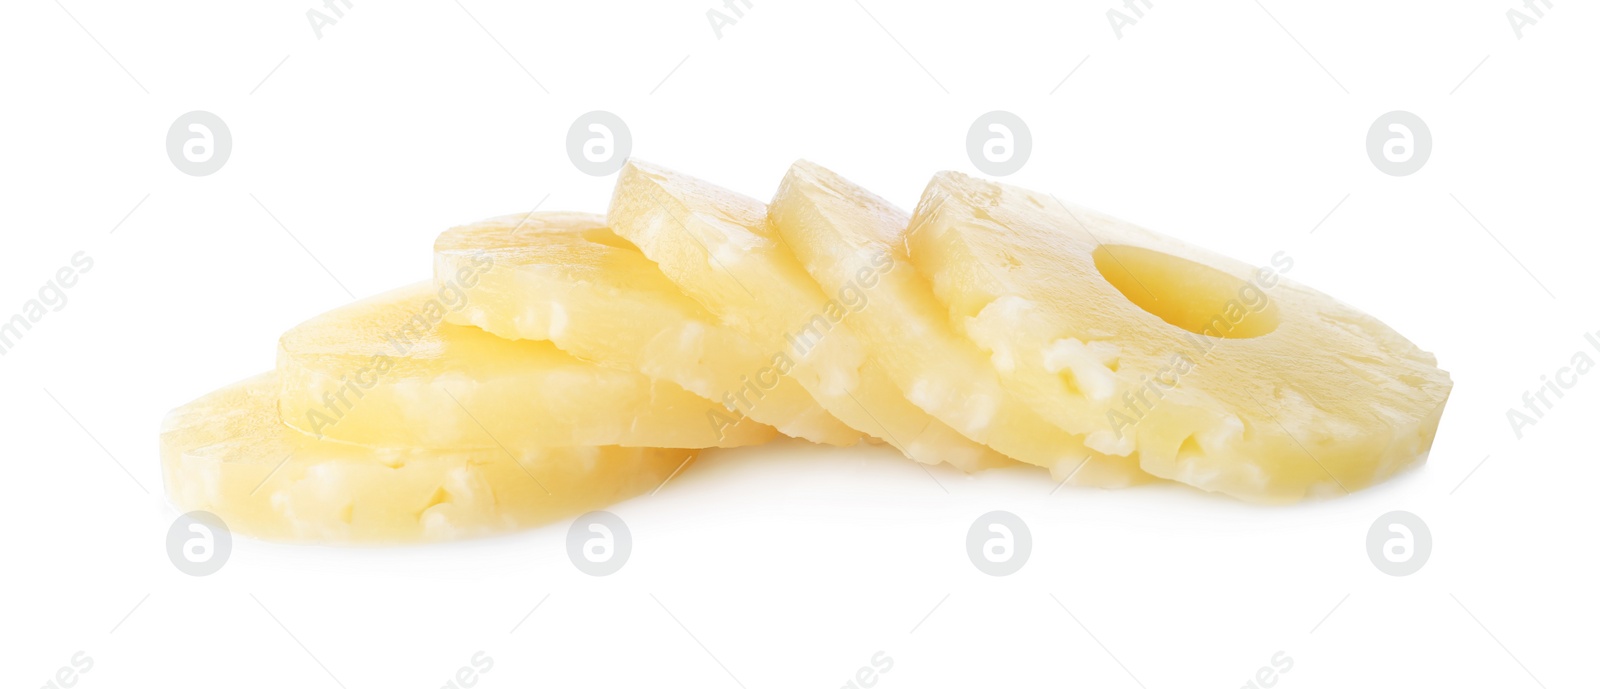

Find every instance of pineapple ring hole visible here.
[1092,244,1280,339]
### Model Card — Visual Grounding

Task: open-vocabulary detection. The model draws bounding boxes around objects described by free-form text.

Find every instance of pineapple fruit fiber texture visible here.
[163,159,1451,543]
[768,161,1148,487]
[607,160,1015,472]
[432,211,860,446]
[162,373,694,542]
[276,282,775,449]
[905,172,1452,501]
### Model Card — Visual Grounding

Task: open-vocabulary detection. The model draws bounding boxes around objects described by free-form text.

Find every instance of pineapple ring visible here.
[769,161,1151,487]
[161,373,696,542]
[433,212,861,447]
[276,282,776,449]
[607,160,1015,472]
[906,172,1452,501]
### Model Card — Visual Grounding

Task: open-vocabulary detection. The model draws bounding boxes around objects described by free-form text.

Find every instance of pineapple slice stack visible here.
[162,374,695,542]
[606,161,1016,472]
[431,212,859,446]
[276,282,775,449]
[163,159,1452,542]
[769,161,1148,487]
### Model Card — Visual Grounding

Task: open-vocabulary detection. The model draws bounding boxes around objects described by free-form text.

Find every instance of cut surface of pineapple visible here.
[162,373,695,542]
[906,172,1452,501]
[606,160,1014,472]
[433,211,860,447]
[277,282,775,449]
[768,161,1150,487]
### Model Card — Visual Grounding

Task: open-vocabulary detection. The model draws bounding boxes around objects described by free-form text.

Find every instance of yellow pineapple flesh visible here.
[906,172,1452,501]
[161,373,695,542]
[607,160,1013,472]
[433,212,860,446]
[768,161,1150,487]
[276,282,776,449]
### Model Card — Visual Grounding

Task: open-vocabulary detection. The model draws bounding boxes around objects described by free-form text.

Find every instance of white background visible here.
[3,1,1597,686]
